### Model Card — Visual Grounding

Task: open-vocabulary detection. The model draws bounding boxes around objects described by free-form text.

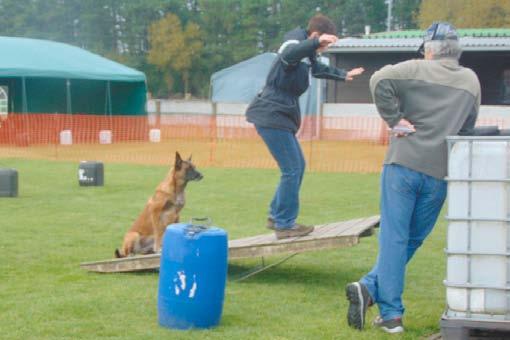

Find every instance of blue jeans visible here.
[360,164,446,321]
[255,126,305,228]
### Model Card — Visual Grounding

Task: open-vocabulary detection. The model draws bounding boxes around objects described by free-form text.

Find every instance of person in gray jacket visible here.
[246,14,364,239]
[345,22,480,334]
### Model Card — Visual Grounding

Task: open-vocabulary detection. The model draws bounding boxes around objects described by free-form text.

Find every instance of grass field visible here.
[0,159,446,339]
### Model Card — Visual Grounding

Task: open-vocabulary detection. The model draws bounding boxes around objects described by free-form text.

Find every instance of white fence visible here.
[146,99,510,141]
[147,99,509,118]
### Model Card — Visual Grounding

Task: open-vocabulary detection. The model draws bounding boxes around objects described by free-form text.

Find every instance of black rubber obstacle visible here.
[78,161,104,186]
[0,168,18,197]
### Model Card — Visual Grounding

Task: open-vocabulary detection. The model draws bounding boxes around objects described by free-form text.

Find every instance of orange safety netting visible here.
[0,113,504,172]
[0,113,387,172]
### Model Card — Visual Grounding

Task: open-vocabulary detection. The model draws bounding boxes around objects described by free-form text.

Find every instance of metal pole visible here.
[316,77,322,139]
[21,77,27,113]
[106,81,112,116]
[66,79,72,114]
[107,81,113,132]
[21,77,29,145]
[385,0,393,32]
[466,140,473,318]
[506,141,510,320]
[66,79,72,149]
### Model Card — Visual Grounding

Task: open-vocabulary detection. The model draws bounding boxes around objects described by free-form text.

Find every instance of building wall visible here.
[462,52,510,105]
[327,51,510,106]
[326,52,417,103]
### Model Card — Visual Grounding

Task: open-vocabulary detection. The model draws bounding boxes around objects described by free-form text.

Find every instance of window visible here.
[0,86,7,116]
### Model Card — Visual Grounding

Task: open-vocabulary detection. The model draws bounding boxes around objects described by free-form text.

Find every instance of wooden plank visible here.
[337,216,380,237]
[80,215,380,273]
[229,236,359,259]
[326,216,374,238]
[319,218,363,239]
[228,218,370,249]
[228,215,379,259]
[80,254,160,273]
[229,215,378,249]
[229,233,273,248]
[313,222,348,237]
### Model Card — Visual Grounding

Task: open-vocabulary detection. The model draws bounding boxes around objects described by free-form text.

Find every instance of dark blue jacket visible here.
[246,28,348,133]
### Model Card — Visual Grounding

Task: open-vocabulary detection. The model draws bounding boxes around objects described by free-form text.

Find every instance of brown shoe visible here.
[267,217,276,230]
[275,223,314,239]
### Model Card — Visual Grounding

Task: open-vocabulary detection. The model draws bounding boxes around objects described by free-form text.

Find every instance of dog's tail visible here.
[115,231,140,258]
[114,248,125,258]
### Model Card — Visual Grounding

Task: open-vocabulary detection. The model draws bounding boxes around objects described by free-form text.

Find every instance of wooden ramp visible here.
[228,215,379,259]
[80,215,379,275]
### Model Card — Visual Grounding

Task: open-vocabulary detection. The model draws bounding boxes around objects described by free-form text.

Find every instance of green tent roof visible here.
[0,36,146,82]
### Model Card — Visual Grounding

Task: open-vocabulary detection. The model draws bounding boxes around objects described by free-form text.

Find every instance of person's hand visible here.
[318,34,338,48]
[346,67,365,81]
[392,119,416,137]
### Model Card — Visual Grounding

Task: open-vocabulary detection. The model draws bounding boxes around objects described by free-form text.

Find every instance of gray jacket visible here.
[370,59,481,179]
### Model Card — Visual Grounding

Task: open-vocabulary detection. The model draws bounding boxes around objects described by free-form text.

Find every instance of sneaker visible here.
[274,223,314,239]
[346,282,372,330]
[373,315,404,334]
[267,217,276,230]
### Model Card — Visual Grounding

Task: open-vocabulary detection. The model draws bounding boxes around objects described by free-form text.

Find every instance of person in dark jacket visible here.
[245,14,364,239]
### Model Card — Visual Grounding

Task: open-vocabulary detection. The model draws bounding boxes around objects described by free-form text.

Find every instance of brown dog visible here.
[115,152,203,258]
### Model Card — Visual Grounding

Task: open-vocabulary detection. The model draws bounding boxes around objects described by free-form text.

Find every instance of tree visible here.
[0,0,434,98]
[148,13,203,97]
[340,0,387,36]
[393,0,421,30]
[418,0,510,28]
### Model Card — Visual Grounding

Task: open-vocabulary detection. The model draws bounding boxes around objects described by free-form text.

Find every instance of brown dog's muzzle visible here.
[186,169,203,181]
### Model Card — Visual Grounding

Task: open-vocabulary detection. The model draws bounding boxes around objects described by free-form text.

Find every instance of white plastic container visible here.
[149,128,161,143]
[59,130,72,145]
[99,130,112,144]
[446,137,510,320]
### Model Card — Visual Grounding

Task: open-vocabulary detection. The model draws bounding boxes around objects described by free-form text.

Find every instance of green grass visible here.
[0,159,446,339]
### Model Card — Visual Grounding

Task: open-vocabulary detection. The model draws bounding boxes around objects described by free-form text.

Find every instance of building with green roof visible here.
[366,28,510,40]
[0,36,147,116]
[325,28,510,105]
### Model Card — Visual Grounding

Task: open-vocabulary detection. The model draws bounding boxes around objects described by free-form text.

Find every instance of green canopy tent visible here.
[0,36,146,115]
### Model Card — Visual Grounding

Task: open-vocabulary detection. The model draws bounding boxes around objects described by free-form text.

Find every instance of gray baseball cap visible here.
[418,22,459,55]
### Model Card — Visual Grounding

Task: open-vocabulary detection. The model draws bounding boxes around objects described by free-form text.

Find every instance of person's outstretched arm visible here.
[310,57,364,81]
[310,57,347,80]
[279,33,337,68]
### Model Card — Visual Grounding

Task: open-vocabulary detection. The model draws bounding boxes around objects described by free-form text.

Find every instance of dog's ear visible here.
[188,154,192,162]
[175,152,183,170]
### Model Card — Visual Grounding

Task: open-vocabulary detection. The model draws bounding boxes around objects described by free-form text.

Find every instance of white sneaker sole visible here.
[346,282,366,329]
[355,282,365,329]
[381,325,404,334]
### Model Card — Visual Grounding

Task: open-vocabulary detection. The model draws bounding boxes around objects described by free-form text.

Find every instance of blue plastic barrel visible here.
[158,221,228,330]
